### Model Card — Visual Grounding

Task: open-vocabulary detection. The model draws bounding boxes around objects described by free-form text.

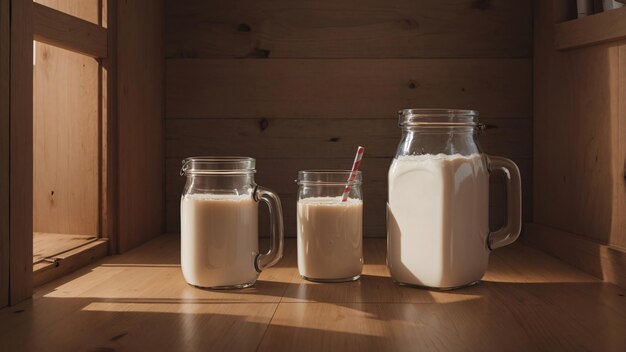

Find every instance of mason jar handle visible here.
[253,186,284,272]
[487,156,522,250]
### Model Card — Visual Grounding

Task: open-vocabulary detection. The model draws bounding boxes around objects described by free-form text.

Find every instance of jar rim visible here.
[181,156,256,175]
[297,170,362,186]
[398,108,479,127]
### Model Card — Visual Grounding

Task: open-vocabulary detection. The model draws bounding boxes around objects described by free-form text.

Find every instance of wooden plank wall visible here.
[525,0,626,288]
[33,0,100,237]
[0,0,10,308]
[117,0,164,252]
[164,0,534,237]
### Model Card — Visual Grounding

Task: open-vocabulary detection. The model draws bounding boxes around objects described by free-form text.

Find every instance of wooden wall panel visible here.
[0,0,10,308]
[165,1,534,237]
[534,42,620,243]
[33,42,100,236]
[534,0,626,248]
[117,0,164,252]
[165,0,532,59]
[9,0,33,305]
[527,0,626,284]
[33,0,100,236]
[166,59,532,119]
[165,118,532,159]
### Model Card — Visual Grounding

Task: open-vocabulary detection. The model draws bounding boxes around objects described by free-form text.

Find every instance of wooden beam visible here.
[613,44,626,247]
[117,0,164,252]
[102,0,118,254]
[555,7,626,50]
[10,0,34,305]
[0,0,10,309]
[33,2,107,58]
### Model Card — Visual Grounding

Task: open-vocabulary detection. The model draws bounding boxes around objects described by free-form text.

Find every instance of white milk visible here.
[181,193,259,288]
[387,154,490,288]
[297,196,363,280]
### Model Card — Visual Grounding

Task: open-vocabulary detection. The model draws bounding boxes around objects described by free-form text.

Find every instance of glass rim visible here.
[181,156,256,175]
[297,169,362,186]
[398,108,479,127]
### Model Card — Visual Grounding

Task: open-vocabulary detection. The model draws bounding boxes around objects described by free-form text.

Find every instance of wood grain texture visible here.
[166,59,532,119]
[165,118,532,159]
[615,44,626,247]
[117,0,164,252]
[0,0,9,309]
[2,236,626,351]
[33,239,107,288]
[524,223,626,289]
[33,42,100,237]
[555,6,626,50]
[9,0,33,305]
[33,2,107,58]
[165,0,532,59]
[534,0,626,247]
[612,43,626,248]
[34,0,99,25]
[33,232,97,263]
[165,157,534,236]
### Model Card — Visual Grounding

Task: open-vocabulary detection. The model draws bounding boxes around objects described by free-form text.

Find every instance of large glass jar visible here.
[180,157,284,289]
[387,109,522,289]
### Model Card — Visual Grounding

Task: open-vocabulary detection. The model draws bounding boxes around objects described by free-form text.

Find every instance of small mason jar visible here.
[180,157,284,289]
[296,170,363,282]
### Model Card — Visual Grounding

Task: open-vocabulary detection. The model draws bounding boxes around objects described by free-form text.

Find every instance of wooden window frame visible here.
[1,0,118,306]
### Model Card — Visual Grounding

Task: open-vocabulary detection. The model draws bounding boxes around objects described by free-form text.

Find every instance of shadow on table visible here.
[6,235,625,351]
[2,280,625,352]
[0,295,387,351]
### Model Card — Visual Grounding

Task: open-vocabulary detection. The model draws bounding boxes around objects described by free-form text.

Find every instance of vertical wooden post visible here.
[102,0,118,254]
[0,0,10,308]
[117,0,164,252]
[9,0,33,304]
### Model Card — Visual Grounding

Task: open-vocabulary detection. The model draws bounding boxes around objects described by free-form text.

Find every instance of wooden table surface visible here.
[1,234,626,351]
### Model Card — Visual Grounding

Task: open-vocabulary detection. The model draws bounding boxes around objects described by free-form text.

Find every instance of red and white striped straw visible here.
[341,146,365,202]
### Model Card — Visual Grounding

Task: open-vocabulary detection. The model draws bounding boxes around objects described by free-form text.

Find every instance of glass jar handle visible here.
[253,186,284,271]
[487,156,522,250]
